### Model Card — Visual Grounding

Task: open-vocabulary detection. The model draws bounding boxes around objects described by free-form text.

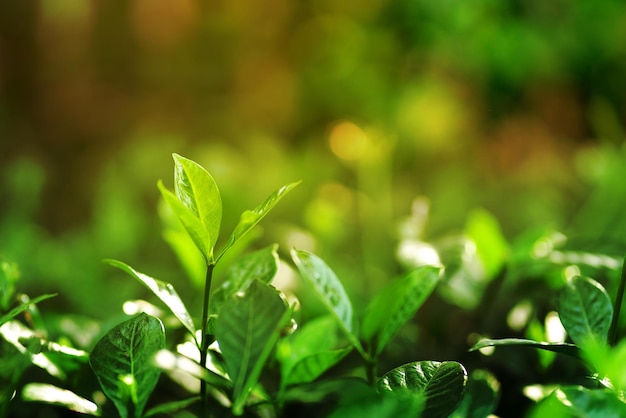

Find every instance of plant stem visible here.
[609,254,626,346]
[200,263,216,416]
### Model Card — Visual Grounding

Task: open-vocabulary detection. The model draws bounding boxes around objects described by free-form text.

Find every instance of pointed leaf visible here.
[0,293,56,328]
[378,361,467,418]
[361,266,441,356]
[22,383,101,416]
[90,313,165,418]
[215,280,289,415]
[105,259,197,343]
[290,249,363,355]
[172,154,222,255]
[218,181,300,261]
[470,338,581,358]
[159,180,213,262]
[558,276,613,346]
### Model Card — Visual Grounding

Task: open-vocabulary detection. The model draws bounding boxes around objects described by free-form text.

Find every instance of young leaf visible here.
[361,266,441,356]
[159,180,213,262]
[105,259,197,343]
[469,338,581,359]
[90,313,165,418]
[172,154,222,255]
[378,361,467,418]
[22,383,101,416]
[215,280,290,415]
[290,249,363,355]
[557,276,613,346]
[218,181,300,261]
[0,293,56,328]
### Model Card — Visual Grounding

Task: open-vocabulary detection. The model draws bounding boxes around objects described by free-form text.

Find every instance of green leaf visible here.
[218,181,300,261]
[211,245,280,312]
[105,259,197,344]
[22,383,101,416]
[378,361,468,418]
[557,276,613,346]
[465,208,508,279]
[361,266,441,356]
[215,280,290,415]
[290,249,363,355]
[285,348,352,387]
[469,338,581,359]
[172,154,222,257]
[580,337,626,391]
[0,259,20,311]
[159,180,213,262]
[144,396,201,417]
[528,386,626,418]
[90,313,165,418]
[449,369,499,418]
[0,293,56,328]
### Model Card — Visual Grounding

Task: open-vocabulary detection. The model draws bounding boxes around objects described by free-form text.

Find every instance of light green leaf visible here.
[557,276,613,346]
[449,369,500,418]
[0,293,56,328]
[159,180,213,262]
[90,313,165,418]
[580,337,626,392]
[285,348,352,387]
[378,361,467,418]
[215,280,290,415]
[361,266,441,356]
[290,249,363,355]
[469,338,581,359]
[105,259,197,344]
[22,383,101,416]
[0,259,20,311]
[465,208,509,279]
[528,386,626,418]
[172,154,222,257]
[218,181,300,262]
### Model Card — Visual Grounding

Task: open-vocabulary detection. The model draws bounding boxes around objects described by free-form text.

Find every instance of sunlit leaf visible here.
[0,293,56,328]
[159,180,213,262]
[580,337,626,392]
[22,383,101,416]
[557,276,613,346]
[90,313,165,418]
[172,154,222,257]
[290,249,363,355]
[469,338,581,359]
[105,259,197,344]
[361,266,441,356]
[527,386,626,418]
[215,280,290,415]
[378,361,467,418]
[465,208,509,279]
[218,181,300,261]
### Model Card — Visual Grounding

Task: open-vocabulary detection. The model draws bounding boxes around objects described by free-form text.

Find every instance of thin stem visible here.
[200,263,216,417]
[609,254,626,346]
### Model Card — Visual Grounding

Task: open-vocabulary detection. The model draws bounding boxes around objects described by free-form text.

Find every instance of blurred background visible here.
[2,0,626,414]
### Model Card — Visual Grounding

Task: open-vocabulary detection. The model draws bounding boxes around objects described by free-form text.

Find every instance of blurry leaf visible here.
[211,245,280,312]
[105,259,197,343]
[159,180,213,262]
[0,293,56,328]
[580,337,626,392]
[285,348,351,387]
[218,181,300,262]
[215,280,290,415]
[361,266,441,356]
[465,208,508,278]
[329,390,425,418]
[290,249,363,355]
[144,396,201,417]
[557,276,613,346]
[470,338,581,359]
[378,361,467,418]
[0,259,20,311]
[449,369,499,418]
[172,154,222,257]
[527,386,626,418]
[90,313,165,418]
[22,383,101,416]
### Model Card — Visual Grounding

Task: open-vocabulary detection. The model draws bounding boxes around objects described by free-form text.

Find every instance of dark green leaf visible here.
[144,396,201,417]
[470,338,581,359]
[450,369,499,418]
[218,181,300,261]
[285,348,352,386]
[172,154,222,256]
[0,293,56,328]
[215,280,289,415]
[361,266,441,356]
[378,361,467,418]
[105,259,197,344]
[90,313,165,418]
[290,249,363,355]
[22,383,101,416]
[558,276,613,346]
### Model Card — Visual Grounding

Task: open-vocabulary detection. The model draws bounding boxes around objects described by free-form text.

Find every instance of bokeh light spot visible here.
[329,121,368,161]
